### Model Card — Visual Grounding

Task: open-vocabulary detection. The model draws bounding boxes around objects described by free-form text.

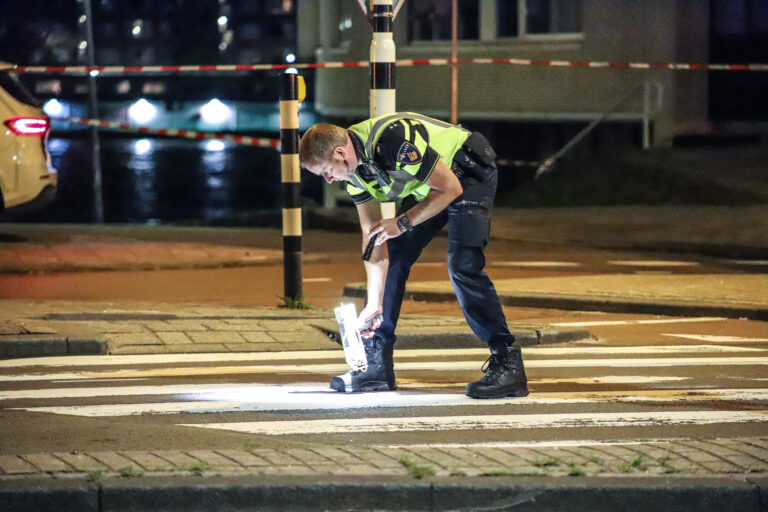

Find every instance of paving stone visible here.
[139,321,175,331]
[327,464,381,475]
[220,319,267,330]
[250,449,303,466]
[109,345,170,355]
[107,332,163,346]
[281,448,334,466]
[87,452,143,472]
[240,331,276,343]
[164,320,210,331]
[155,331,193,344]
[200,320,245,331]
[164,343,228,353]
[270,330,331,344]
[187,331,246,344]
[0,455,39,475]
[122,451,175,471]
[151,451,203,470]
[20,453,73,473]
[258,465,317,475]
[53,452,108,472]
[309,446,364,465]
[214,450,269,467]
[185,450,242,471]
[479,448,529,467]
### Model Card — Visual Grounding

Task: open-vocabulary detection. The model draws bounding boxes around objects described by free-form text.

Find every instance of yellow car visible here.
[0,66,57,214]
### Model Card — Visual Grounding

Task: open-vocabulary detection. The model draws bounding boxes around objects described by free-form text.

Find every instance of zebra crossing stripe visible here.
[180,410,768,436]
[662,334,768,343]
[3,356,768,382]
[0,343,757,369]
[550,317,726,327]
[11,388,768,416]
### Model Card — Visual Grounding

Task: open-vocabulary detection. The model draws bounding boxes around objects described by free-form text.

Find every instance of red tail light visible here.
[4,116,50,136]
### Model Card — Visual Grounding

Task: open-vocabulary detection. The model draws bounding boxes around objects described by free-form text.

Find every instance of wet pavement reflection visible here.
[25,136,322,225]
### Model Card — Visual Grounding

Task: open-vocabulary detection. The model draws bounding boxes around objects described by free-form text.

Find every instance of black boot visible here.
[330,337,396,392]
[465,344,529,399]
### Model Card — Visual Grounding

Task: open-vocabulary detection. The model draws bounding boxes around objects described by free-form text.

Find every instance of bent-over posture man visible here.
[299,112,528,399]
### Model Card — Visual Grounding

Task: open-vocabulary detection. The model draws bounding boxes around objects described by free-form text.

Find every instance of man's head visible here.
[299,123,358,184]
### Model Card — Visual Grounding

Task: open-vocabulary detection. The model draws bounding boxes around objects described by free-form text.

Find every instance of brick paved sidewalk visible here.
[1,438,766,482]
[0,300,590,359]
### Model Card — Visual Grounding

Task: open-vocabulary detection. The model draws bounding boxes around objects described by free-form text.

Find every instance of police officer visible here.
[299,112,528,399]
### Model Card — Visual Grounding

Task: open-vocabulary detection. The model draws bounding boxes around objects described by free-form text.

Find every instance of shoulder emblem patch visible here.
[396,142,422,164]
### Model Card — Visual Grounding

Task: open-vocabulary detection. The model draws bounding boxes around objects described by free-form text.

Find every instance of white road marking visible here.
[532,376,690,384]
[375,439,689,449]
[180,410,768,436]
[3,357,768,382]
[727,260,768,266]
[12,388,768,416]
[551,317,727,327]
[490,261,581,268]
[662,334,768,343]
[607,260,700,267]
[0,343,758,370]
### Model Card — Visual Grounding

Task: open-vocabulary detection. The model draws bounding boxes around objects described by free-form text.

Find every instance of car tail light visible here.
[4,116,50,136]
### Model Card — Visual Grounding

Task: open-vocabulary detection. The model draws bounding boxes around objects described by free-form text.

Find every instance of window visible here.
[497,0,583,37]
[408,0,479,41]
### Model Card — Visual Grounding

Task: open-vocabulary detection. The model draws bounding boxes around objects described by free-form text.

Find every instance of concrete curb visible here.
[0,336,108,360]
[0,475,763,512]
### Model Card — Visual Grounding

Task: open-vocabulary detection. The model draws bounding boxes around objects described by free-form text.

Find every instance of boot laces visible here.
[480,355,507,381]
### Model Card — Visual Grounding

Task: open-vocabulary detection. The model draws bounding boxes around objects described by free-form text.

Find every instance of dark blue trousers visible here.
[375,167,516,355]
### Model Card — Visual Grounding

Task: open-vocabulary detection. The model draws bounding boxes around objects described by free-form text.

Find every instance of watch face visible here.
[397,215,410,232]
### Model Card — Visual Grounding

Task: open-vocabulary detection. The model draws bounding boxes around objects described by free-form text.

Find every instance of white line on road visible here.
[550,317,727,327]
[11,388,768,416]
[607,260,700,267]
[3,357,768,382]
[0,343,759,370]
[490,261,581,268]
[662,334,768,343]
[180,410,768,436]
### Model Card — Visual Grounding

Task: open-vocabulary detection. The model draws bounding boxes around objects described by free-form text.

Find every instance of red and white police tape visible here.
[55,117,541,167]
[59,117,280,148]
[11,57,768,74]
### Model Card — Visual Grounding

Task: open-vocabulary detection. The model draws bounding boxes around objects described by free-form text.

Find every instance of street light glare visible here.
[128,98,157,125]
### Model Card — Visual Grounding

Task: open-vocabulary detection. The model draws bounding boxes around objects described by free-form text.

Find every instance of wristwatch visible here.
[396,214,413,233]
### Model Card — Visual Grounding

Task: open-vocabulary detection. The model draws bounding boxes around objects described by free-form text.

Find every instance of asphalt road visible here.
[1,334,767,455]
[1,240,767,463]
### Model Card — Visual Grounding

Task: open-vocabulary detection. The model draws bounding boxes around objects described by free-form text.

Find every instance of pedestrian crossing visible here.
[2,343,768,444]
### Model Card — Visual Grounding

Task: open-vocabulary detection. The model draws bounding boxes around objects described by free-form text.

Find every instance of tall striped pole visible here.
[280,72,303,302]
[369,0,397,219]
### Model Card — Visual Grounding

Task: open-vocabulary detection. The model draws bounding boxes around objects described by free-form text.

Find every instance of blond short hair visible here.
[299,123,348,167]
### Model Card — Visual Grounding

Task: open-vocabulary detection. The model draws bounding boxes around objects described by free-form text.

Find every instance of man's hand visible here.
[358,303,383,339]
[369,217,403,247]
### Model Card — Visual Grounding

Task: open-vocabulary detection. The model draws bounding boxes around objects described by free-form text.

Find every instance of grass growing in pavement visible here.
[119,466,143,478]
[86,469,106,482]
[188,461,211,475]
[399,455,436,479]
[278,295,314,310]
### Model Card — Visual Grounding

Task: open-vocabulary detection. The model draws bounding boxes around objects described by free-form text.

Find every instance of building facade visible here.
[298,0,765,148]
